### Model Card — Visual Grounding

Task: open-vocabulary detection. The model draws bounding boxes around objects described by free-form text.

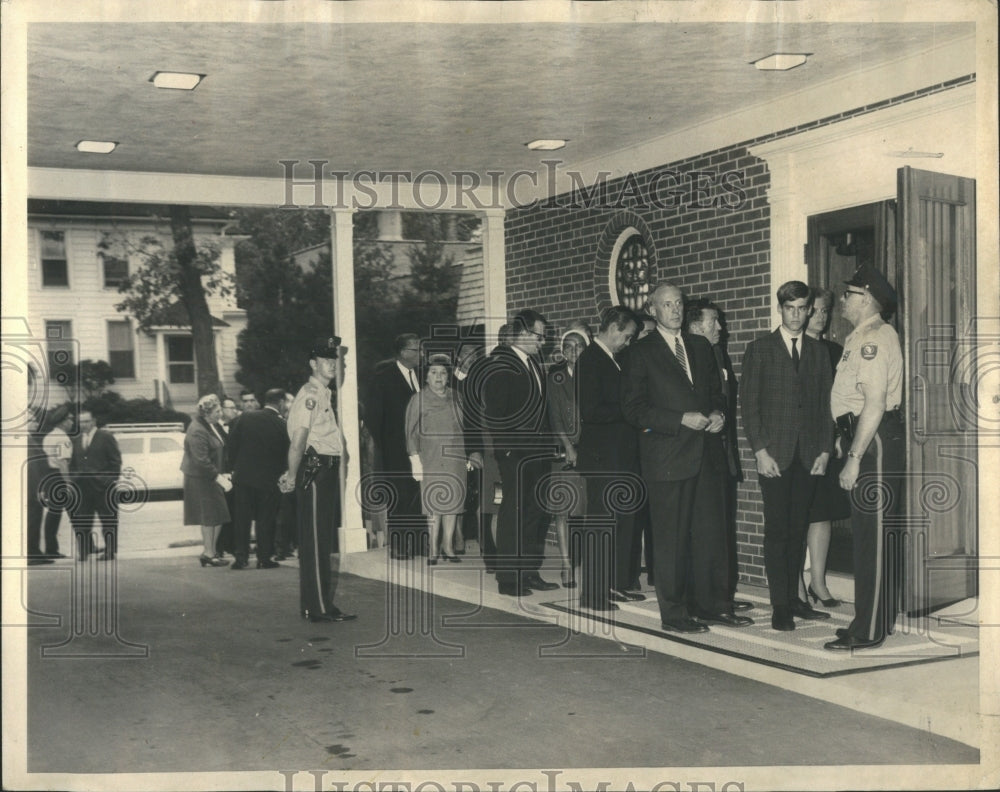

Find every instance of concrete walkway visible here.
[4,546,987,791]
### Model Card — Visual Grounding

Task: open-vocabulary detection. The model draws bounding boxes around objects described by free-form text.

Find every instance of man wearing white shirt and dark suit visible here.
[69,410,122,561]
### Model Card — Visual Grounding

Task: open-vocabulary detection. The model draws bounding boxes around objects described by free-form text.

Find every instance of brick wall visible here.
[505,146,773,585]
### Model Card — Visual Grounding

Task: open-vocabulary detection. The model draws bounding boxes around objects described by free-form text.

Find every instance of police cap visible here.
[309,336,342,360]
[844,265,897,312]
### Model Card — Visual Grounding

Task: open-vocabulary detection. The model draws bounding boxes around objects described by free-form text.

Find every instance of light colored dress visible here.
[405,387,468,516]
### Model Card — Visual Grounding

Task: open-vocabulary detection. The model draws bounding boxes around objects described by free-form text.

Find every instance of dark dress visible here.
[808,338,852,523]
[181,416,230,526]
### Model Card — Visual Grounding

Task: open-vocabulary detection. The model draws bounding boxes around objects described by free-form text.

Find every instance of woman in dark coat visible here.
[181,394,231,567]
[800,287,851,606]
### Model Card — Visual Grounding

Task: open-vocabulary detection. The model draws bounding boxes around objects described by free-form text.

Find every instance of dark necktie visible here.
[408,369,417,393]
[791,337,800,373]
[674,336,692,383]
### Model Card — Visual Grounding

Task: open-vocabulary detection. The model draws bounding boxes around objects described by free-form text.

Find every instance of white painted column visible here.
[481,209,507,348]
[329,208,366,554]
[761,152,809,316]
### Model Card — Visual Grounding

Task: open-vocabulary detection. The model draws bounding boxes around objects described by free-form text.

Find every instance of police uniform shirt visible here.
[830,313,903,418]
[43,427,73,471]
[287,375,343,455]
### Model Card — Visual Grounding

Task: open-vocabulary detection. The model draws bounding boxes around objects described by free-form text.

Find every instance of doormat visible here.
[540,589,979,678]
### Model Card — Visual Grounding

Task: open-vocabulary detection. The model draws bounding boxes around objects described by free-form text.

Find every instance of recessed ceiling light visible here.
[526,139,567,151]
[751,53,810,71]
[76,140,118,154]
[150,71,204,90]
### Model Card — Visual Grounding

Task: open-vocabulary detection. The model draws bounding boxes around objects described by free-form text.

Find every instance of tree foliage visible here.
[110,205,232,397]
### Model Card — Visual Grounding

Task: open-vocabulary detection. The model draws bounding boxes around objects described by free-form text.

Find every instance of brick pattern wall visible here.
[504,74,975,586]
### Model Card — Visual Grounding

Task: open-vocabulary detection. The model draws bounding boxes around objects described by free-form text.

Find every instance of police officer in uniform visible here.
[284,337,357,624]
[824,265,903,651]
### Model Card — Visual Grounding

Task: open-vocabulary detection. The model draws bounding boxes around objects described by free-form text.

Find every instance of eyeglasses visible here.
[843,289,866,299]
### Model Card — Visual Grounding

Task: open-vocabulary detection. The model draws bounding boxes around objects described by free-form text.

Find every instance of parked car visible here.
[107,423,186,496]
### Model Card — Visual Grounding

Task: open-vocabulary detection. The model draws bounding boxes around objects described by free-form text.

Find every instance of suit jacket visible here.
[228,406,290,488]
[740,329,833,471]
[621,330,726,482]
[366,359,419,471]
[576,342,637,473]
[71,429,122,498]
[483,345,551,452]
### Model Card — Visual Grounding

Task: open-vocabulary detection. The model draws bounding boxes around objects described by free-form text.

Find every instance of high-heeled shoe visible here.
[199,554,224,567]
[560,568,577,588]
[807,584,841,608]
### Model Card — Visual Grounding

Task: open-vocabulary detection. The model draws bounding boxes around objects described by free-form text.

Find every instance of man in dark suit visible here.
[227,388,291,569]
[685,299,752,612]
[576,305,641,610]
[69,410,122,561]
[622,282,753,633]
[483,309,560,596]
[366,333,423,559]
[741,280,834,631]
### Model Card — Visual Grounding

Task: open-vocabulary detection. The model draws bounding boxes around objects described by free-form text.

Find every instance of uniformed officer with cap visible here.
[824,265,904,651]
[283,336,357,623]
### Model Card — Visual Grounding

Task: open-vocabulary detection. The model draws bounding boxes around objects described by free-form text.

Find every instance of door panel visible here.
[897,166,977,613]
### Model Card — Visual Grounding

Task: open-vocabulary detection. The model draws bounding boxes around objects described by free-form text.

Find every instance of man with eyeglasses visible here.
[484,309,560,597]
[741,280,833,632]
[824,265,903,652]
[367,333,424,559]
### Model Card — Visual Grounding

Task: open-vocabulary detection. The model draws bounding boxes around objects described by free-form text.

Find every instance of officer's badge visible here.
[305,398,316,410]
[861,343,878,360]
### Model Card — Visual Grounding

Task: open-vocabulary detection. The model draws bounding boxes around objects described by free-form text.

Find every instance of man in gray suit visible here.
[740,280,833,631]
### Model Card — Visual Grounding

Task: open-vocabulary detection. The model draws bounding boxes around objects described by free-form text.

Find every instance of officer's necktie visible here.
[674,336,692,384]
[791,337,800,373]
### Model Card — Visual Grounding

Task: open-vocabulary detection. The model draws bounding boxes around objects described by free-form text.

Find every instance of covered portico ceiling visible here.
[27,17,974,188]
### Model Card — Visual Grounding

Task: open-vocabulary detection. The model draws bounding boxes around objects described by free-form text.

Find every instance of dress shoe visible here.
[560,568,577,588]
[498,584,532,597]
[523,574,559,592]
[326,606,357,622]
[771,611,795,631]
[692,610,753,627]
[660,617,709,634]
[732,600,754,612]
[427,557,438,566]
[256,559,280,569]
[835,627,850,639]
[625,579,643,593]
[807,584,842,608]
[582,600,620,612]
[28,557,54,565]
[610,588,646,602]
[790,599,831,620]
[230,559,248,570]
[45,552,67,559]
[199,554,225,567]
[440,552,462,563]
[824,634,884,651]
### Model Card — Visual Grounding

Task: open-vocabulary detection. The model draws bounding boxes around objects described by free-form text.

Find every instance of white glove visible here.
[215,473,233,493]
[410,454,423,481]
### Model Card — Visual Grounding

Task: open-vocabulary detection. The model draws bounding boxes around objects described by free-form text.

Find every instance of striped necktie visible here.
[674,336,692,384]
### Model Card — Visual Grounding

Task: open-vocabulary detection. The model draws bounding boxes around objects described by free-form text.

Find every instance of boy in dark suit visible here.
[69,410,122,561]
[740,280,833,631]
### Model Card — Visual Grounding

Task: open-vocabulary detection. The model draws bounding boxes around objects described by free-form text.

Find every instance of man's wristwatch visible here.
[847,450,862,460]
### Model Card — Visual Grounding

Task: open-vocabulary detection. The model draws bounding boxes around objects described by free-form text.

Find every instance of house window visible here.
[166,336,195,384]
[40,230,69,287]
[101,252,129,288]
[45,320,74,377]
[107,320,136,379]
[614,233,650,311]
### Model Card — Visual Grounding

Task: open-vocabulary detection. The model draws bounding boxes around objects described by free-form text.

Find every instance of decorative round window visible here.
[614,233,650,311]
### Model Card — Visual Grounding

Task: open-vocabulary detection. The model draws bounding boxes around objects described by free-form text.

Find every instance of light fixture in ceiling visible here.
[526,139,567,151]
[149,71,204,91]
[751,53,810,71]
[76,140,118,154]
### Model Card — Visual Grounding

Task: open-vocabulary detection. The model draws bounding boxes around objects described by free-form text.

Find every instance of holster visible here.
[835,412,858,447]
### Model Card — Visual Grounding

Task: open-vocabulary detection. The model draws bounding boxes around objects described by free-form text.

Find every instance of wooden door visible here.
[897,166,977,613]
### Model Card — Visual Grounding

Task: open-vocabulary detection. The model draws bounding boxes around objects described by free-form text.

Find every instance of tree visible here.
[77,360,116,401]
[113,205,232,397]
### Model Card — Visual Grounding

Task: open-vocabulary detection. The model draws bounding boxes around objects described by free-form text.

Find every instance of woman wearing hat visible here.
[181,394,232,567]
[546,327,591,587]
[406,353,482,563]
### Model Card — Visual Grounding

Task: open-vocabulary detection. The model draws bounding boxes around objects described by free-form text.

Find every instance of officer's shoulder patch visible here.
[861,343,878,360]
[305,398,316,410]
